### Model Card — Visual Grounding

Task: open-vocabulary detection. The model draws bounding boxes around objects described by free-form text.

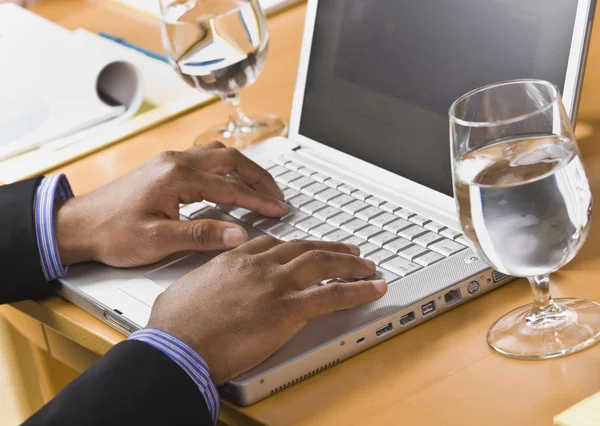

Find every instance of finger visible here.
[300,280,388,318]
[154,219,249,252]
[176,166,288,216]
[182,145,283,200]
[233,235,282,255]
[263,239,360,264]
[284,251,377,289]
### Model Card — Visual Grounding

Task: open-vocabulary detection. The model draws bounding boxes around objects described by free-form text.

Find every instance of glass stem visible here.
[222,92,251,130]
[526,274,564,326]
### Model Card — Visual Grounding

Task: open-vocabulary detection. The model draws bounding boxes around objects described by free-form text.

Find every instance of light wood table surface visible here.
[4,1,600,425]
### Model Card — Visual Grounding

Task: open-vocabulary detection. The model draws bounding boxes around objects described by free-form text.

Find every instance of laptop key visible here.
[396,209,416,219]
[340,235,365,246]
[381,202,401,213]
[315,188,343,202]
[355,206,384,222]
[369,267,399,284]
[429,239,467,256]
[338,184,356,195]
[327,212,354,227]
[180,202,209,218]
[324,178,344,188]
[271,157,289,166]
[425,221,447,233]
[322,229,352,242]
[366,249,396,265]
[282,187,300,200]
[341,200,371,215]
[383,237,413,254]
[384,218,414,234]
[410,215,431,226]
[366,196,386,207]
[352,190,371,200]
[440,228,463,240]
[288,194,313,208]
[267,165,289,177]
[357,242,380,258]
[341,218,370,234]
[281,208,310,225]
[300,200,328,215]
[370,212,399,228]
[257,220,295,238]
[228,207,253,220]
[312,172,329,183]
[370,231,399,248]
[284,161,303,171]
[398,244,429,261]
[456,236,470,246]
[414,251,445,267]
[296,217,324,232]
[413,232,445,248]
[314,206,342,221]
[276,171,302,184]
[381,257,422,277]
[329,194,356,208]
[289,176,315,190]
[355,225,383,240]
[281,229,310,241]
[302,182,329,197]
[298,167,316,177]
[310,223,337,239]
[399,225,429,241]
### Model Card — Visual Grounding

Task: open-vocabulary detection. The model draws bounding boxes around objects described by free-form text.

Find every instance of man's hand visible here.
[55,142,288,267]
[147,236,387,385]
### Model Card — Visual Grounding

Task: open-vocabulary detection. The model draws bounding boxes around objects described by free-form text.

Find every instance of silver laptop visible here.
[58,0,596,406]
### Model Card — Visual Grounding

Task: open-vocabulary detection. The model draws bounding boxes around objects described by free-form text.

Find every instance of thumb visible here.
[160,219,249,252]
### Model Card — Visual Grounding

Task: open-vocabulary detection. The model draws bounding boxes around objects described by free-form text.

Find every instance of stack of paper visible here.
[0,4,212,183]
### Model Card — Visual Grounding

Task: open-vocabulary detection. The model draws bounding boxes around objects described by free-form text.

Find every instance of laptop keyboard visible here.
[179,155,469,286]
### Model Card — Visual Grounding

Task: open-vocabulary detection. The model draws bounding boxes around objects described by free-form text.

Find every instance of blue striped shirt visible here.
[35,176,220,425]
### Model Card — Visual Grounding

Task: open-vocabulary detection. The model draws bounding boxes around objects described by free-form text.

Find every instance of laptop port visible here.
[400,311,416,326]
[375,323,393,337]
[356,337,366,345]
[444,289,462,307]
[421,301,436,316]
[493,270,510,283]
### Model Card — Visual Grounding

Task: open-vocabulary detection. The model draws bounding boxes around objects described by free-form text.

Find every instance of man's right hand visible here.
[147,236,387,385]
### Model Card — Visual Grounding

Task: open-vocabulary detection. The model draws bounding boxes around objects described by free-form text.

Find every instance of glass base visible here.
[487,298,600,360]
[194,115,287,150]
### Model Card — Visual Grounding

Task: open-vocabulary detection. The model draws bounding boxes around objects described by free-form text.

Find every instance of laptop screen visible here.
[298,0,579,196]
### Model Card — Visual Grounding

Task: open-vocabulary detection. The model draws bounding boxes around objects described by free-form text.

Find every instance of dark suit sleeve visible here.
[0,177,56,304]
[24,340,214,426]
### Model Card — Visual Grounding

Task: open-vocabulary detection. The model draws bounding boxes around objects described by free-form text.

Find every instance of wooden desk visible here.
[4,1,600,425]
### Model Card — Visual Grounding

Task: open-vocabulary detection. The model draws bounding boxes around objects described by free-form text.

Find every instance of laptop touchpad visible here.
[145,252,212,289]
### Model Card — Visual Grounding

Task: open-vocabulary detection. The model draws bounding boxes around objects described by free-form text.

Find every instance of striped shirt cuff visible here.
[35,175,74,281]
[128,329,220,425]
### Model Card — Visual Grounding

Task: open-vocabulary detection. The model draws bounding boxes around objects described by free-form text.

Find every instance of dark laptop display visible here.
[299,0,579,196]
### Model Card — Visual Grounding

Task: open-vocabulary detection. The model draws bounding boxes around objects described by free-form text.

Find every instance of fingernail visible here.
[223,228,246,247]
[364,259,376,270]
[278,201,290,211]
[346,244,360,256]
[372,280,387,293]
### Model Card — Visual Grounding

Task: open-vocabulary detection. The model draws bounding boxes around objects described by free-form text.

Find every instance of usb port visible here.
[375,323,393,337]
[421,301,436,316]
[444,289,462,307]
[400,312,416,326]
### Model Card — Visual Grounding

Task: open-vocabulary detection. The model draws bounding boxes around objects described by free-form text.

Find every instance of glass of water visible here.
[449,79,600,360]
[159,0,287,148]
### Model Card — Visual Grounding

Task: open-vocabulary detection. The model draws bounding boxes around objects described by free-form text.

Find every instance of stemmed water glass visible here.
[159,0,287,148]
[449,79,600,359]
